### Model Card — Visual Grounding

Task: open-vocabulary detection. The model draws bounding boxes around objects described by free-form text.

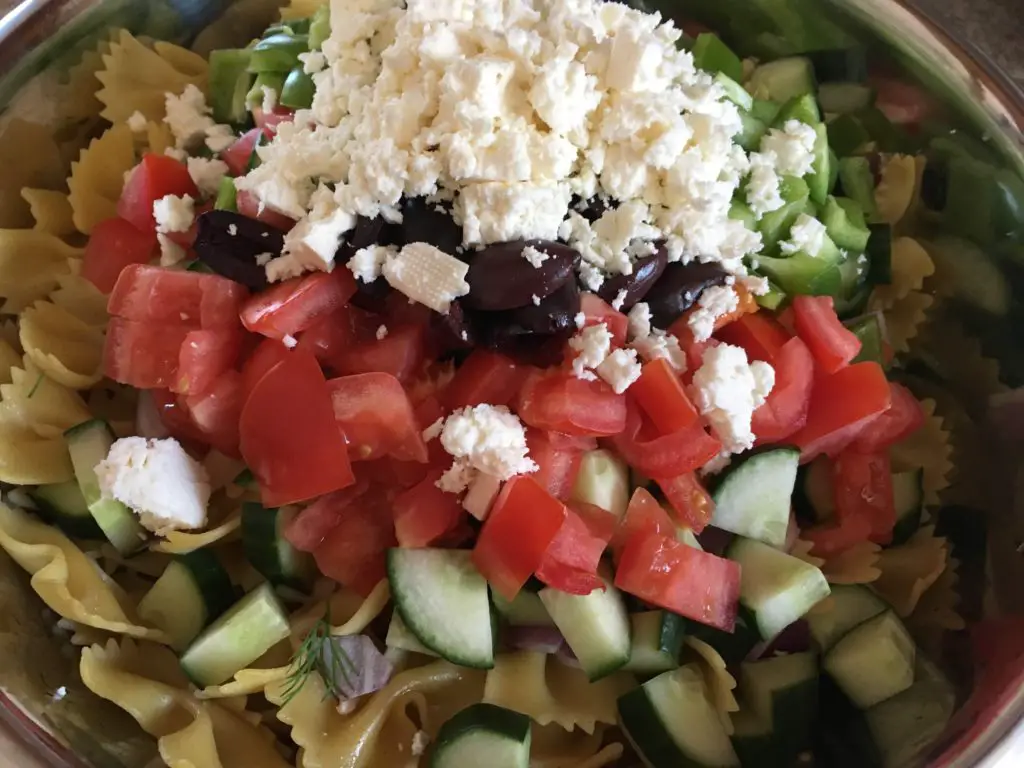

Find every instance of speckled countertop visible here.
[914,0,1024,88]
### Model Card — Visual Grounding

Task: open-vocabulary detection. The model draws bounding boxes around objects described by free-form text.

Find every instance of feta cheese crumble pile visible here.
[437,404,538,494]
[690,343,774,454]
[626,302,687,371]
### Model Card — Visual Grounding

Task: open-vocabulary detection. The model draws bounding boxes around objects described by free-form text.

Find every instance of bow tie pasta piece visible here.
[873,525,950,617]
[683,637,740,736]
[153,512,242,555]
[0,229,82,315]
[0,360,91,438]
[819,541,883,585]
[869,237,935,310]
[67,123,136,235]
[50,266,109,330]
[874,154,919,227]
[20,189,76,237]
[280,0,326,21]
[20,300,104,389]
[883,290,934,354]
[890,398,954,507]
[0,409,73,484]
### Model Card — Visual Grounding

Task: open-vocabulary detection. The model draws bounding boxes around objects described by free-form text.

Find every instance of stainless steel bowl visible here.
[0,0,1020,765]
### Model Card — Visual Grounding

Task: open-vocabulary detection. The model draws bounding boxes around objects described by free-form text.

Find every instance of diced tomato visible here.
[104,318,191,389]
[393,469,465,548]
[546,432,598,452]
[656,472,715,533]
[236,190,296,231]
[517,369,627,437]
[579,293,628,346]
[472,476,567,601]
[536,504,616,595]
[82,217,157,294]
[181,370,244,456]
[803,513,873,557]
[413,394,446,432]
[612,402,722,480]
[444,350,525,411]
[117,154,198,233]
[252,105,295,135]
[615,531,741,632]
[630,359,700,435]
[162,201,212,251]
[849,382,924,452]
[239,347,354,506]
[326,372,428,463]
[528,429,584,500]
[752,336,815,444]
[173,327,245,396]
[681,336,719,376]
[610,487,675,556]
[312,488,395,596]
[334,323,428,383]
[283,479,369,552]
[221,128,264,177]
[791,295,861,375]
[108,264,249,329]
[870,75,936,126]
[151,387,208,446]
[297,304,378,372]
[715,311,791,363]
[833,450,896,545]
[241,270,357,341]
[791,362,893,462]
[240,337,293,401]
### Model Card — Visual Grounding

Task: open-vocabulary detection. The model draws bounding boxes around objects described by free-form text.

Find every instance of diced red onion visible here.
[784,511,799,553]
[318,634,393,701]
[989,389,1024,442]
[135,391,169,439]
[745,620,812,661]
[696,525,733,556]
[504,624,565,654]
[554,642,582,668]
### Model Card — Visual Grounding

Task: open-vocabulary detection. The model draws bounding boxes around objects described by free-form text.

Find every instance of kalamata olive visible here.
[644,261,730,328]
[336,215,403,262]
[349,277,393,313]
[464,240,580,311]
[432,299,476,353]
[475,278,580,345]
[571,195,615,223]
[193,211,284,291]
[401,197,464,256]
[919,160,948,212]
[596,243,669,310]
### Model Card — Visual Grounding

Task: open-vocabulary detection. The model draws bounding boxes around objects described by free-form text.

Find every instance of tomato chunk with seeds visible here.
[108,264,249,329]
[536,503,617,595]
[517,369,626,437]
[82,217,158,294]
[629,358,699,435]
[312,488,395,596]
[104,318,191,389]
[443,350,524,410]
[833,450,896,545]
[326,372,428,463]
[117,154,198,233]
[173,327,246,396]
[792,295,862,374]
[393,469,465,548]
[241,270,357,341]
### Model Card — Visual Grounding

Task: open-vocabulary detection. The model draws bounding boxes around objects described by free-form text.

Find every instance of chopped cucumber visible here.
[388,548,494,669]
[808,124,832,205]
[808,48,869,84]
[692,33,743,83]
[750,98,781,126]
[748,57,816,103]
[823,610,915,709]
[735,111,767,152]
[714,72,753,111]
[431,703,531,768]
[539,575,631,681]
[208,49,252,125]
[754,280,786,310]
[241,502,314,590]
[180,583,290,686]
[687,608,761,666]
[740,651,819,762]
[710,448,799,548]
[837,157,879,221]
[571,449,630,521]
[214,177,237,212]
[619,664,739,768]
[822,196,871,252]
[492,588,554,627]
[64,419,145,554]
[727,537,831,642]
[818,82,874,115]
[890,470,923,547]
[865,224,893,285]
[807,584,889,653]
[793,455,835,526]
[385,611,438,657]
[29,481,102,539]
[138,550,236,651]
[624,611,688,674]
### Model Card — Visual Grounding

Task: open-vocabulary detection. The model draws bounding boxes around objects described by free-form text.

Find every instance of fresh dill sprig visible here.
[26,373,44,399]
[280,607,357,705]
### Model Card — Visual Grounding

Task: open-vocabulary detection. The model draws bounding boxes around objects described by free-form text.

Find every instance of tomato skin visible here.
[615,531,741,632]
[752,336,815,444]
[517,369,627,437]
[252,106,295,135]
[312,489,395,596]
[443,350,524,410]
[181,370,244,456]
[612,402,722,479]
[870,75,936,126]
[536,503,616,595]
[117,154,198,233]
[151,387,209,446]
[630,358,700,435]
[335,324,427,383]
[528,429,584,500]
[472,475,567,601]
[221,128,263,177]
[610,487,675,556]
[393,469,465,548]
[579,293,628,346]
[833,450,896,545]
[803,513,873,557]
[849,382,924,452]
[791,296,862,375]
[326,372,428,463]
[239,347,355,506]
[82,217,157,294]
[104,318,191,389]
[241,270,357,340]
[715,311,790,363]
[791,362,893,462]
[236,190,296,230]
[173,327,246,396]
[108,264,249,329]
[240,338,293,402]
[297,304,376,372]
[284,480,367,551]
[656,472,715,533]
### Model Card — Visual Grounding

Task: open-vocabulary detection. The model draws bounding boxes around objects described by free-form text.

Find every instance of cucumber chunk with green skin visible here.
[64,419,146,555]
[138,550,237,651]
[807,584,888,653]
[823,610,915,709]
[735,111,767,152]
[29,481,102,539]
[713,72,752,111]
[837,157,879,221]
[808,124,832,205]
[750,98,781,126]
[241,502,314,589]
[430,703,531,768]
[692,33,743,83]
[792,454,835,527]
[740,651,819,761]
[687,607,761,666]
[757,175,811,252]
[619,664,740,768]
[571,449,630,521]
[180,583,290,686]
[748,57,816,103]
[818,82,875,114]
[208,49,252,124]
[247,33,309,73]
[846,314,885,367]
[385,611,438,657]
[815,672,885,767]
[624,611,688,674]
[710,448,799,548]
[727,537,831,642]
[890,470,923,546]
[754,280,786,310]
[491,588,553,627]
[822,196,871,252]
[388,548,494,669]
[214,176,237,212]
[539,575,631,681]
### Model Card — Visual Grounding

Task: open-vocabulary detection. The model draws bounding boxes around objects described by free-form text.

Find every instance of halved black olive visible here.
[571,195,616,223]
[349,277,393,313]
[644,261,730,328]
[596,243,669,311]
[432,299,476,353]
[474,278,581,348]
[193,211,284,291]
[401,197,464,256]
[464,240,580,311]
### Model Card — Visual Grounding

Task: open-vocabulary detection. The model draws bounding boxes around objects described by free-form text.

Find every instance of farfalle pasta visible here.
[0,410,74,484]
[20,188,77,237]
[67,122,136,234]
[890,398,954,506]
[20,299,105,388]
[869,237,935,310]
[0,228,82,314]
[0,359,91,437]
[873,526,950,617]
[882,290,934,353]
[874,154,919,226]
[819,541,882,585]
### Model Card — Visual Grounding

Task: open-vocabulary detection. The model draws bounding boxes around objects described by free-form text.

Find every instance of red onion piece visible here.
[555,642,582,668]
[504,625,565,654]
[696,525,733,556]
[319,634,393,701]
[745,619,812,661]
[135,391,169,439]
[784,511,800,553]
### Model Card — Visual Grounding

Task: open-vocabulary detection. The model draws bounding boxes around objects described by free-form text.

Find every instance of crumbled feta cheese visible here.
[596,348,642,393]
[439,404,537,481]
[157,234,187,267]
[521,245,549,268]
[382,242,470,314]
[164,147,188,162]
[691,344,775,454]
[422,417,444,442]
[574,312,587,329]
[531,294,541,306]
[255,252,274,266]
[95,437,210,534]
[746,153,785,219]
[460,182,572,245]
[780,213,828,257]
[299,50,327,75]
[164,84,236,155]
[700,452,732,476]
[376,325,389,340]
[186,157,230,197]
[578,262,605,291]
[437,461,477,494]
[611,289,628,311]
[462,471,502,520]
[411,731,430,757]
[282,334,298,349]
[204,124,236,153]
[127,110,147,132]
[153,194,194,234]
[632,330,687,371]
[760,120,817,178]
[228,224,238,236]
[569,323,612,380]
[688,285,739,343]
[627,302,652,341]
[261,85,278,114]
